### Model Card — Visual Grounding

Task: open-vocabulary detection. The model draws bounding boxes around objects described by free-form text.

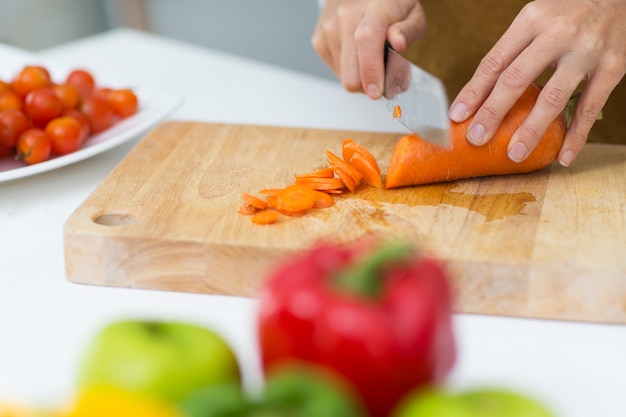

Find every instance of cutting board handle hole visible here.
[93,213,137,226]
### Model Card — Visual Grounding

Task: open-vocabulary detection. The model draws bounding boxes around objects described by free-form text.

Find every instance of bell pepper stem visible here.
[333,241,414,299]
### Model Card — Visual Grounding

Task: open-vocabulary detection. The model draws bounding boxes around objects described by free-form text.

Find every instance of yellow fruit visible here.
[63,386,181,417]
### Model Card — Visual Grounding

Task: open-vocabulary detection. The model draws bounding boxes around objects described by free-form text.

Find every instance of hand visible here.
[312,0,426,99]
[449,0,626,166]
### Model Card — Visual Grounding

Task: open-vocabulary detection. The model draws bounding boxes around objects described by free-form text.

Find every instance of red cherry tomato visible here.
[0,80,10,94]
[11,66,52,97]
[0,91,24,111]
[80,95,114,134]
[45,116,83,155]
[24,88,64,127]
[65,69,96,98]
[53,83,80,111]
[63,109,91,143]
[107,89,139,118]
[15,128,52,165]
[0,109,31,148]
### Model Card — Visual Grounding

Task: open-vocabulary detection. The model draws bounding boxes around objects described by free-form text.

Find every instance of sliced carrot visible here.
[326,150,362,185]
[294,176,345,191]
[334,166,358,192]
[392,104,402,119]
[238,202,257,215]
[242,192,268,210]
[265,194,278,209]
[276,184,319,213]
[349,152,383,189]
[252,210,280,225]
[312,190,335,208]
[342,138,381,174]
[295,167,335,179]
[259,188,282,196]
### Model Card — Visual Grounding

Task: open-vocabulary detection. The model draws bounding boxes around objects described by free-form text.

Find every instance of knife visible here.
[383,42,451,147]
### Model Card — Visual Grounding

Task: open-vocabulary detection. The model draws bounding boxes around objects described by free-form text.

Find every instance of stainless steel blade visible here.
[383,44,451,147]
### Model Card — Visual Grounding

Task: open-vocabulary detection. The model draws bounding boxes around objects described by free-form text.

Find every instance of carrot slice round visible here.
[349,152,383,189]
[252,210,280,225]
[295,176,345,191]
[312,190,335,208]
[342,139,381,174]
[334,166,358,192]
[326,150,362,185]
[276,185,319,212]
[295,167,335,179]
[242,192,268,210]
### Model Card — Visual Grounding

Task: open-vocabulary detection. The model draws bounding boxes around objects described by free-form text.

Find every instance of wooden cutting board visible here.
[64,121,626,324]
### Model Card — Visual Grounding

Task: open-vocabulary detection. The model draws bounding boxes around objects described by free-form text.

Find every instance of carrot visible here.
[326,150,362,186]
[334,166,358,192]
[238,203,257,215]
[342,138,381,174]
[349,151,383,189]
[252,210,280,225]
[295,167,335,179]
[385,83,567,188]
[294,176,345,191]
[276,184,319,213]
[392,105,402,119]
[242,192,268,210]
[312,190,335,208]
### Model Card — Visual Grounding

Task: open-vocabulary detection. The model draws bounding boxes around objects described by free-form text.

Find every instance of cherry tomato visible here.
[11,66,52,97]
[45,116,83,155]
[0,109,31,148]
[24,88,63,127]
[63,109,91,143]
[53,83,80,111]
[80,95,114,134]
[0,80,10,94]
[107,89,139,118]
[65,69,96,98]
[0,91,24,111]
[15,128,52,165]
[0,144,12,158]
[92,87,112,100]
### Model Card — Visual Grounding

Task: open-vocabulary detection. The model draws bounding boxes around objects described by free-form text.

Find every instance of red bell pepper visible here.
[257,240,456,417]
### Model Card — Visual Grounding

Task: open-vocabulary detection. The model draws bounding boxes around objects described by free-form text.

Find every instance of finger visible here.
[354,13,388,99]
[465,39,557,147]
[558,73,617,166]
[507,65,582,162]
[387,3,427,52]
[450,6,538,122]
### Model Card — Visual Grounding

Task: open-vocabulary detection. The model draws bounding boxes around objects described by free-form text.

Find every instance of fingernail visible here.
[467,123,486,145]
[508,142,528,162]
[449,102,468,122]
[366,83,381,99]
[559,150,575,167]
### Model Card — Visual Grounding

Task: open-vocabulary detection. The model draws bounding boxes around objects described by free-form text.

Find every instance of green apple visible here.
[392,386,557,417]
[76,320,241,403]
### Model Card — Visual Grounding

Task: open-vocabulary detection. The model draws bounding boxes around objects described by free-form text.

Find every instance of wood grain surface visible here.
[64,121,626,323]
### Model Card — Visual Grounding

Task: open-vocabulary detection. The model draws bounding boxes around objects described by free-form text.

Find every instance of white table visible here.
[1,28,624,416]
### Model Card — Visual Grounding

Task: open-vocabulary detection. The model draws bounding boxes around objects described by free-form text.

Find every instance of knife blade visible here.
[383,43,451,147]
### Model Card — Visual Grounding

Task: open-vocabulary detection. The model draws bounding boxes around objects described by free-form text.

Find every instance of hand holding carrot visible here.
[450,0,626,167]
[312,0,426,99]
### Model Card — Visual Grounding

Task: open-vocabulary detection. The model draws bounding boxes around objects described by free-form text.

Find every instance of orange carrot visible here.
[294,176,345,191]
[242,192,268,210]
[342,138,381,174]
[326,150,362,185]
[238,203,257,215]
[334,166,358,192]
[312,190,335,208]
[252,210,280,225]
[295,167,335,179]
[385,84,567,188]
[392,105,402,119]
[276,185,319,213]
[349,151,383,189]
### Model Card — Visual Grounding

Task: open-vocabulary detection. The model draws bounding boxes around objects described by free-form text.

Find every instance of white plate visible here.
[0,43,182,183]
